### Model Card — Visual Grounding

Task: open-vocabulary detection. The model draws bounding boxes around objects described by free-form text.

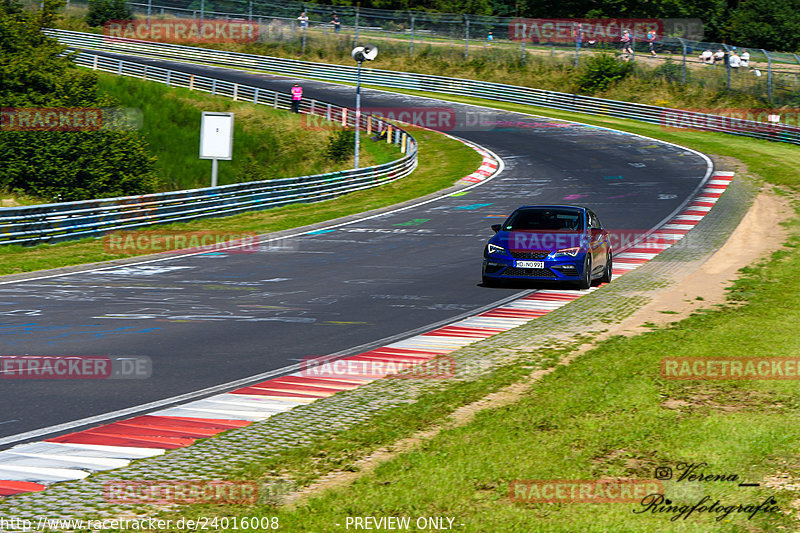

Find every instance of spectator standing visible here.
[729,51,741,69]
[487,31,493,46]
[740,49,750,67]
[646,29,657,57]
[620,30,633,57]
[297,11,308,29]
[291,83,303,113]
[331,14,341,34]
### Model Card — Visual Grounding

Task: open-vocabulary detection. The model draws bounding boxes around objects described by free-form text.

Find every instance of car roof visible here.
[513,205,587,211]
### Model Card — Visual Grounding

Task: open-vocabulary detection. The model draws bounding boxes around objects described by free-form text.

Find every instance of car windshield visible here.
[503,208,583,231]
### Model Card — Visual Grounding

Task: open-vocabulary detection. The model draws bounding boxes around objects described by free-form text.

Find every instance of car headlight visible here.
[486,243,506,255]
[551,247,580,258]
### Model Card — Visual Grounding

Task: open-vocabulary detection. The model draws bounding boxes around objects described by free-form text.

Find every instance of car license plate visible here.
[515,260,544,269]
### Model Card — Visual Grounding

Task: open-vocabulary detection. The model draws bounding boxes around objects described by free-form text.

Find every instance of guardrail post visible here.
[327,103,331,121]
[342,108,347,126]
[679,38,687,84]
[93,54,98,70]
[353,2,360,47]
[117,59,122,76]
[367,116,372,135]
[409,14,415,54]
[233,83,238,101]
[211,79,217,95]
[723,44,731,91]
[795,54,800,99]
[400,132,406,153]
[521,24,526,64]
[310,99,316,115]
[189,74,194,91]
[763,49,773,104]
[142,65,147,81]
[387,124,392,143]
[573,22,579,67]
[254,87,259,104]
[166,70,171,86]
[463,14,469,58]
[274,92,278,109]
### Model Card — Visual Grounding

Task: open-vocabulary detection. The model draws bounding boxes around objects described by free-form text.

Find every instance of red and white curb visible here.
[460,148,499,183]
[0,172,733,499]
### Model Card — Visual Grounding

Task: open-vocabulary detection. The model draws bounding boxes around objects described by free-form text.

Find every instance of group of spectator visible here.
[618,29,659,59]
[699,48,752,69]
[297,11,341,33]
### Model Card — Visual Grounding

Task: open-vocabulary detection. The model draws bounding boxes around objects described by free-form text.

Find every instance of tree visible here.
[726,0,800,51]
[0,0,159,201]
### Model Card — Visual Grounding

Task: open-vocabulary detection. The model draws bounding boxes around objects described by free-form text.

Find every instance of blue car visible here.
[482,205,613,289]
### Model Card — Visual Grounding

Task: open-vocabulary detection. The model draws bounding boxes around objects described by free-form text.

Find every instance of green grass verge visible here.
[0,120,479,276]
[95,72,395,191]
[141,94,800,532]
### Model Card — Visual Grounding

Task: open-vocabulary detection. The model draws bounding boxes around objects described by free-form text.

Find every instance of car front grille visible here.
[503,267,556,278]
[509,250,550,260]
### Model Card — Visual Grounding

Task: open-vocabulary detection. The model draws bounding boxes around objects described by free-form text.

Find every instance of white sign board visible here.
[199,112,234,160]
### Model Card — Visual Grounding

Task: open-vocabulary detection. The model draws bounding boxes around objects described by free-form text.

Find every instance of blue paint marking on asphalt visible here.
[199,252,228,256]
[0,322,162,345]
[307,229,336,235]
[455,203,493,210]
[603,176,624,180]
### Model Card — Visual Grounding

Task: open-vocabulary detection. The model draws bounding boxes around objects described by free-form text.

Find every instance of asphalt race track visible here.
[0,53,710,446]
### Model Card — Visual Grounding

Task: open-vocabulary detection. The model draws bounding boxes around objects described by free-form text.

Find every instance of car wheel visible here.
[482,275,501,287]
[577,256,592,290]
[600,252,612,283]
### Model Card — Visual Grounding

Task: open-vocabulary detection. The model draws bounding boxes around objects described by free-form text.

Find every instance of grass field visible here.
[95,73,397,191]
[134,94,800,532]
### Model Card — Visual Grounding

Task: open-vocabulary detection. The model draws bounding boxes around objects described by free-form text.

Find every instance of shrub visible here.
[577,53,633,94]
[653,59,685,83]
[324,129,355,163]
[86,0,131,27]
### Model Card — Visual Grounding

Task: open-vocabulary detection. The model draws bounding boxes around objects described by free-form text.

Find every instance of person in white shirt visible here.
[298,12,309,29]
[729,51,741,69]
[740,49,750,67]
[699,50,713,64]
[714,49,725,64]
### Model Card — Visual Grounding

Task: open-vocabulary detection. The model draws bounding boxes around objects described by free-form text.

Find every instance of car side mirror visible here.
[491,224,501,233]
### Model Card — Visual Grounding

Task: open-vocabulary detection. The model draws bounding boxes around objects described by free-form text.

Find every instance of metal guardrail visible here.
[49,29,800,146]
[0,49,417,246]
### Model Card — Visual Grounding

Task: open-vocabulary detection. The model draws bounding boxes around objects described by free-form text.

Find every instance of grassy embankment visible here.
[54,8,791,111]
[0,73,481,275]
[142,96,800,532]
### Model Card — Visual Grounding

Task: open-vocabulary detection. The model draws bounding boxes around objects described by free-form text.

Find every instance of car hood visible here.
[490,230,588,252]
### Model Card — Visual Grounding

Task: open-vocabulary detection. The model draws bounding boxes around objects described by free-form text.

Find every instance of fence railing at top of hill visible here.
[0,49,417,246]
[58,0,800,105]
[49,28,800,149]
